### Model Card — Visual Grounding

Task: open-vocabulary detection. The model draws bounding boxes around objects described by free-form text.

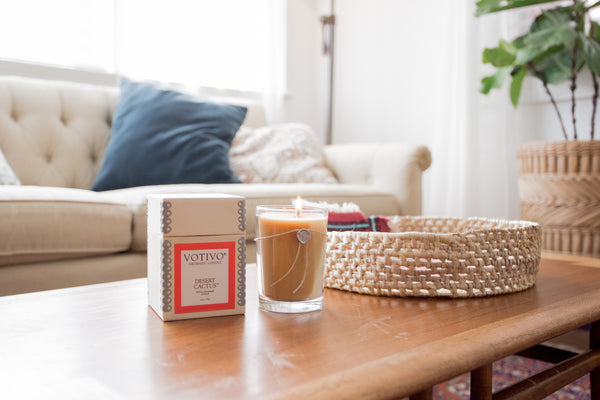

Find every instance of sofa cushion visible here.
[92,78,247,191]
[0,186,132,266]
[97,183,400,252]
[0,76,117,190]
[230,123,338,184]
[0,148,20,185]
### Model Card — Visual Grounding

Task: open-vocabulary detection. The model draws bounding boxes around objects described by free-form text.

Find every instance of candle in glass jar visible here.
[256,200,328,304]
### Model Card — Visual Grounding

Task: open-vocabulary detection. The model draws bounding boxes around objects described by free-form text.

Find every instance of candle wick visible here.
[295,195,302,217]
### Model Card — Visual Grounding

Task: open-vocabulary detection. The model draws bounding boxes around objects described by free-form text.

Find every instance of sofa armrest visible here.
[322,143,432,215]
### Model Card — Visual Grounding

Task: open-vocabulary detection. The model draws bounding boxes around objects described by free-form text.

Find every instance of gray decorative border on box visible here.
[237,199,246,232]
[161,240,173,312]
[237,237,246,306]
[162,200,173,234]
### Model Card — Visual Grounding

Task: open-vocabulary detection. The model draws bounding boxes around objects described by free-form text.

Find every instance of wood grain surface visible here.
[1,254,599,399]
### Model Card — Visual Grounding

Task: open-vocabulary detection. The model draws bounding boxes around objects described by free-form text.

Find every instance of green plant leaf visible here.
[515,8,577,64]
[529,7,573,34]
[483,40,517,66]
[475,0,562,16]
[481,67,512,94]
[580,34,600,76]
[534,48,577,84]
[591,21,600,42]
[510,67,528,106]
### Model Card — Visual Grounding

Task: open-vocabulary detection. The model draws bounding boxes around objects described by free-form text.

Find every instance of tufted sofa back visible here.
[0,76,117,189]
[0,76,267,190]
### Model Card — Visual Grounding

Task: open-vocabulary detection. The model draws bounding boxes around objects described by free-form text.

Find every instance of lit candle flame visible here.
[295,195,302,218]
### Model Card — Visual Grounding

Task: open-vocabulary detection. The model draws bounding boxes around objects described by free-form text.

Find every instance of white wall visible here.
[330,1,598,145]
[331,1,440,147]
[284,0,327,142]
[329,0,599,219]
[516,75,600,143]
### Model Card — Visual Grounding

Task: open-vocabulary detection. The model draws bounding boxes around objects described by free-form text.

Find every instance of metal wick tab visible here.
[296,229,311,244]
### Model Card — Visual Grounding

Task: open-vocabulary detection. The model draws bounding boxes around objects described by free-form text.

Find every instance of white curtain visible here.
[114,0,287,123]
[423,1,521,220]
[261,0,287,124]
[0,1,114,71]
[0,0,287,123]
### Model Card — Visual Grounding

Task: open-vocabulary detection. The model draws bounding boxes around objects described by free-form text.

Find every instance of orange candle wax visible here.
[257,208,327,302]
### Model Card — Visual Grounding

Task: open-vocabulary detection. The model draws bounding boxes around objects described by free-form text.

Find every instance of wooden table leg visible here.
[471,363,493,400]
[409,387,433,400]
[592,321,599,400]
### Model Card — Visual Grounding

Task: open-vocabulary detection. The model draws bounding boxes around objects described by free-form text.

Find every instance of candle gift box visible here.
[147,193,246,321]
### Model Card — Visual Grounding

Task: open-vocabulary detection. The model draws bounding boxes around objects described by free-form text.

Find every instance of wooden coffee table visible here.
[1,254,599,399]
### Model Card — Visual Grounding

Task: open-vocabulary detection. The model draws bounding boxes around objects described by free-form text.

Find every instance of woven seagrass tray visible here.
[325,216,542,298]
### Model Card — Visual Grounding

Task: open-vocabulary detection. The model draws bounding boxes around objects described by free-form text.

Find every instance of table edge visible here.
[272,287,600,400]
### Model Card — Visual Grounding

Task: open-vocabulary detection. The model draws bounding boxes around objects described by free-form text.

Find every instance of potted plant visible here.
[476,0,600,257]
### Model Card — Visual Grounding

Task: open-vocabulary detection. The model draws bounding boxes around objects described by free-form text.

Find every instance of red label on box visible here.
[174,241,236,314]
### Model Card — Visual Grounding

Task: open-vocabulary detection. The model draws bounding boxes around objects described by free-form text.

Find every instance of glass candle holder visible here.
[255,204,328,313]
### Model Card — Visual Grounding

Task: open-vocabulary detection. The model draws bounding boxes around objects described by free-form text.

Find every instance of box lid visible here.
[147,193,246,236]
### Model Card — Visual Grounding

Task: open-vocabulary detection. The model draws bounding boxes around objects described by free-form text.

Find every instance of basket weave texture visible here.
[325,216,541,298]
[517,140,600,257]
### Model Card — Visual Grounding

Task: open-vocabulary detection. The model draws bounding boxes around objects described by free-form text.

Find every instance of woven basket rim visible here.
[517,139,600,155]
[517,139,600,147]
[327,216,539,239]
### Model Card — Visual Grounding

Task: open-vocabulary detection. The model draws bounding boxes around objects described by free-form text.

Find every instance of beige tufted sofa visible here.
[0,76,432,296]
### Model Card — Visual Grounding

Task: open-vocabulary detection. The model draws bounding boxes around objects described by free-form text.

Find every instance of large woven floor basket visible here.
[325,216,541,298]
[517,140,600,257]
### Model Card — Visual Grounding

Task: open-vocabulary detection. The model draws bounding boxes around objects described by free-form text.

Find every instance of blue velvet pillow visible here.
[92,78,247,191]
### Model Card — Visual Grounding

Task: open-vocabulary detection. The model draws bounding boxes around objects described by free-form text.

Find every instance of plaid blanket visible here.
[327,211,391,232]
